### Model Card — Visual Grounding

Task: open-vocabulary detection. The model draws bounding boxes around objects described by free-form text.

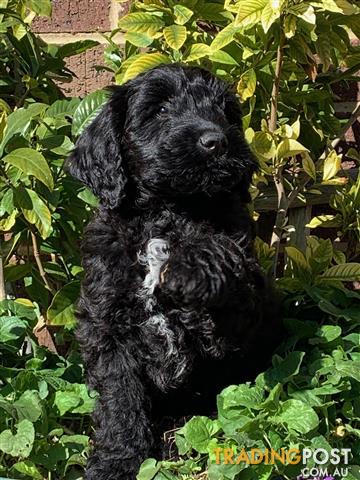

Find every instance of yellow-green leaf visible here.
[173,4,193,25]
[210,23,241,51]
[16,188,52,239]
[317,0,343,13]
[289,4,316,23]
[261,1,280,33]
[286,246,310,271]
[122,53,170,83]
[125,32,153,47]
[237,69,257,101]
[186,43,211,61]
[322,263,360,281]
[235,0,269,26]
[306,214,342,228]
[291,117,300,139]
[284,14,297,38]
[209,50,238,65]
[334,0,356,15]
[322,150,341,181]
[277,139,309,159]
[302,153,316,180]
[163,25,187,50]
[119,12,164,35]
[3,148,54,190]
[251,131,276,159]
[0,210,17,231]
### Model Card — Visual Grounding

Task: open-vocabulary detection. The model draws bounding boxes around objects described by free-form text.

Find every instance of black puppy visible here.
[68,64,280,480]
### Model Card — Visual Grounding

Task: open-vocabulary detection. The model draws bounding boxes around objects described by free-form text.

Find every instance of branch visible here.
[0,237,5,301]
[30,231,54,294]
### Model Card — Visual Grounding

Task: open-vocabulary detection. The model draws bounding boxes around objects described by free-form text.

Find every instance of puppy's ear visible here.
[68,86,128,209]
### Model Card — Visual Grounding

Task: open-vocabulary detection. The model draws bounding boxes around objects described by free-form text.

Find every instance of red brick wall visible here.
[33,0,129,96]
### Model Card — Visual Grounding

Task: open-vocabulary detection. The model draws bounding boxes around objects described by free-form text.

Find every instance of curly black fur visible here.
[68,64,281,480]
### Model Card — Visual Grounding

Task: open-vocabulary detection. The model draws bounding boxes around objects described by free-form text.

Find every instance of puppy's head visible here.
[68,64,257,208]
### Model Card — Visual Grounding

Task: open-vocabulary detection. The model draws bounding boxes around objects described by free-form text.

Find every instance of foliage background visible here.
[0,0,360,479]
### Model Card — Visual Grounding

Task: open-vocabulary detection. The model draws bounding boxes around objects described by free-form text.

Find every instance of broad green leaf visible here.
[285,246,309,270]
[137,458,160,480]
[125,32,153,47]
[316,34,331,72]
[250,131,276,159]
[302,153,316,180]
[316,0,343,12]
[119,12,164,35]
[277,139,308,159]
[209,50,238,65]
[54,391,81,416]
[310,325,342,344]
[336,361,360,382]
[0,419,35,458]
[180,416,220,453]
[12,460,42,480]
[173,4,193,25]
[186,43,210,61]
[57,40,99,58]
[321,263,360,281]
[210,23,241,51]
[265,351,305,385]
[0,316,27,343]
[163,25,187,50]
[27,0,51,16]
[72,90,108,137]
[47,280,80,327]
[273,399,319,433]
[284,14,297,38]
[306,214,342,228]
[235,0,269,27]
[3,148,54,190]
[16,188,52,239]
[13,390,42,422]
[335,0,356,14]
[237,69,256,101]
[291,117,301,139]
[46,98,81,118]
[54,383,95,415]
[122,53,170,83]
[322,150,341,181]
[0,209,17,231]
[220,384,265,409]
[0,103,47,155]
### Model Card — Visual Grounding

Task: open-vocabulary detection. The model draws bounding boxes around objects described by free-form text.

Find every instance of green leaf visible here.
[321,263,360,281]
[306,214,342,228]
[186,43,210,61]
[27,0,51,16]
[125,32,154,48]
[12,460,43,479]
[289,4,316,23]
[3,148,54,190]
[336,361,360,382]
[265,351,305,386]
[273,399,319,433]
[220,384,265,409]
[137,458,160,480]
[302,153,316,180]
[209,50,239,65]
[0,209,17,231]
[163,25,187,50]
[180,416,220,453]
[13,390,42,422]
[0,419,35,458]
[122,53,170,83]
[46,98,81,118]
[72,90,109,137]
[57,40,99,58]
[285,246,309,271]
[210,23,241,51]
[316,34,331,72]
[310,325,342,344]
[237,69,256,101]
[235,0,269,27]
[322,150,341,181]
[277,139,309,159]
[54,391,80,416]
[15,188,52,239]
[119,12,164,35]
[284,14,297,38]
[173,5,193,25]
[317,0,344,12]
[0,103,48,155]
[47,280,80,327]
[0,316,27,342]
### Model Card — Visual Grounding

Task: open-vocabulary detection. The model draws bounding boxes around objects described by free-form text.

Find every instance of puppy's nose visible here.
[198,132,228,156]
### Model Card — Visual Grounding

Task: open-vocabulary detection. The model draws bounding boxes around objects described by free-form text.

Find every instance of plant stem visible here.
[0,236,5,301]
[30,230,54,294]
[269,27,285,277]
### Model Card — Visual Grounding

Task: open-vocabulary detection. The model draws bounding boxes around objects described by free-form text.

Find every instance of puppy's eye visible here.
[159,106,167,114]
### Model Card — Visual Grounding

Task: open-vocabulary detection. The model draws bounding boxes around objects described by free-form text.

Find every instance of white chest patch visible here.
[138,238,169,313]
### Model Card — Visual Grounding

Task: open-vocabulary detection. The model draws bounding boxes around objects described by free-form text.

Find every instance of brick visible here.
[59,45,113,97]
[33,0,112,33]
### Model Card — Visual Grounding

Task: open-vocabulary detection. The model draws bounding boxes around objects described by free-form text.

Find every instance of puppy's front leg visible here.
[85,348,153,480]
[159,233,251,308]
